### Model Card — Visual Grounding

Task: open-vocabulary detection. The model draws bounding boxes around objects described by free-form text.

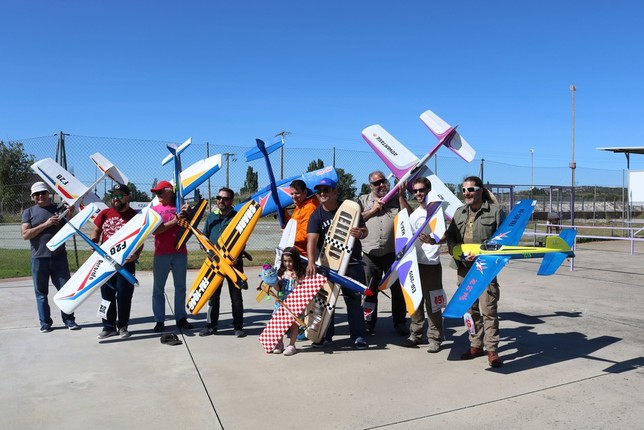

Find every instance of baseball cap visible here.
[150,180,174,192]
[314,178,337,190]
[109,183,130,195]
[31,182,49,195]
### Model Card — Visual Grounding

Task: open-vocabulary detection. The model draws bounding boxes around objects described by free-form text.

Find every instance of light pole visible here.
[570,84,576,226]
[530,148,534,198]
[274,130,291,180]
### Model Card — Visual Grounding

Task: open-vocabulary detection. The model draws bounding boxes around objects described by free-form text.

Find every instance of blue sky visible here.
[2,1,643,189]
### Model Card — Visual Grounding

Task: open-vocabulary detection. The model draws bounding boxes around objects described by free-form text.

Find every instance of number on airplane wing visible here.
[110,241,127,255]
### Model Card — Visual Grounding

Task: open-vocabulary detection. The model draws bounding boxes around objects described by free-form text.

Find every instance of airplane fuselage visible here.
[453,244,575,262]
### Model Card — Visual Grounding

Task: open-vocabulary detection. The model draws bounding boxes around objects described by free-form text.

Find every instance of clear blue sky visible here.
[2,1,644,188]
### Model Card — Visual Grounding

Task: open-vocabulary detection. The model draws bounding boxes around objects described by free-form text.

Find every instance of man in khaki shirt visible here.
[357,171,409,336]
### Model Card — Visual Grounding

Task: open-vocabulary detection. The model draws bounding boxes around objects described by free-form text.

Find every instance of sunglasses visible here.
[32,191,49,197]
[216,195,232,201]
[316,186,332,194]
[110,193,126,199]
[462,186,481,193]
[412,188,428,194]
[370,178,387,187]
[155,189,170,196]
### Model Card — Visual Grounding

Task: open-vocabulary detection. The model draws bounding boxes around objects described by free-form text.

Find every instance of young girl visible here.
[273,247,306,356]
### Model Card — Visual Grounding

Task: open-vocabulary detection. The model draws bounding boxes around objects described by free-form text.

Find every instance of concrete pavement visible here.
[1,240,643,429]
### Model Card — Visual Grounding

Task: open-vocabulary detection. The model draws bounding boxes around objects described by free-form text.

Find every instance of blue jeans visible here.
[100,261,136,331]
[326,263,366,341]
[152,253,188,322]
[31,254,75,329]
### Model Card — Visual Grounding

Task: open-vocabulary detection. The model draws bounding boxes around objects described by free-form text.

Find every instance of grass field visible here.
[0,249,275,279]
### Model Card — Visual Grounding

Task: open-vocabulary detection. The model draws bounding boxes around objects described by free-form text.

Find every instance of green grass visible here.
[0,249,275,279]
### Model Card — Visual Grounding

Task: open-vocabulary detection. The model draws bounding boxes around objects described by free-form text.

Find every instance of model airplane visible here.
[443,200,576,319]
[362,109,475,216]
[235,142,337,220]
[53,207,162,314]
[377,197,446,315]
[181,200,262,315]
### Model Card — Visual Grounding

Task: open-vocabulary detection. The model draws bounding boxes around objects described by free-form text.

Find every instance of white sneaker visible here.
[273,341,284,354]
[284,345,297,356]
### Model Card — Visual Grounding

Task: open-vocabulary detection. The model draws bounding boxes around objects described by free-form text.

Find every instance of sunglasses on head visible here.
[370,178,387,187]
[316,186,332,194]
[462,186,481,193]
[32,191,48,197]
[110,193,126,199]
[412,187,428,194]
[216,195,232,201]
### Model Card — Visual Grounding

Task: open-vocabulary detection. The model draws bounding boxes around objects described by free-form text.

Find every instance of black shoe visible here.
[153,322,165,333]
[199,325,217,337]
[176,318,193,330]
[402,337,419,348]
[234,329,247,338]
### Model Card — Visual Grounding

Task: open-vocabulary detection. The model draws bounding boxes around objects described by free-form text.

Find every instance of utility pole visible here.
[274,130,291,180]
[570,84,576,226]
[222,152,237,189]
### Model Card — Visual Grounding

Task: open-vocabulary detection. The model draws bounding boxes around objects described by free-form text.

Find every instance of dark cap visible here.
[109,183,130,195]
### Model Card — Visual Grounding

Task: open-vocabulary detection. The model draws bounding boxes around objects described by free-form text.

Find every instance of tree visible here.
[336,167,357,201]
[0,141,36,212]
[240,166,258,196]
[306,159,325,172]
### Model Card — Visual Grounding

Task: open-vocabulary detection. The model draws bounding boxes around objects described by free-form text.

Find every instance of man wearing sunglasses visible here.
[402,177,445,353]
[21,181,79,333]
[306,178,368,349]
[357,171,409,337]
[150,180,193,332]
[91,183,140,340]
[446,176,505,368]
[199,187,247,338]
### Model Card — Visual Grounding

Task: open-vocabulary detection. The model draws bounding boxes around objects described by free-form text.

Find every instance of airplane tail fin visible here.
[419,110,476,162]
[161,137,191,166]
[89,153,129,185]
[537,229,576,275]
[244,138,283,162]
[175,198,208,250]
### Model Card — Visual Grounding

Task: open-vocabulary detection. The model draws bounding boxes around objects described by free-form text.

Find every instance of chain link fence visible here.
[1,133,639,259]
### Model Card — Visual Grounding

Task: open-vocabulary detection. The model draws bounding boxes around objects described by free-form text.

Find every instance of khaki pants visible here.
[409,263,444,343]
[457,266,500,352]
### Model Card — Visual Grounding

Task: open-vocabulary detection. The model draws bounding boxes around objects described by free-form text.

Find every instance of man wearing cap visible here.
[150,180,193,332]
[358,170,409,337]
[305,177,369,349]
[91,183,141,339]
[21,182,79,332]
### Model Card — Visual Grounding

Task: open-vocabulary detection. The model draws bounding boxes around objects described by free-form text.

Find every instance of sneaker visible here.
[427,341,441,353]
[199,325,217,337]
[234,329,247,338]
[354,337,368,349]
[119,328,131,338]
[153,322,165,333]
[40,325,53,333]
[487,351,503,368]
[402,337,420,348]
[66,322,81,331]
[283,345,297,356]
[394,322,409,337]
[273,341,284,354]
[460,347,485,360]
[176,318,193,330]
[98,329,118,339]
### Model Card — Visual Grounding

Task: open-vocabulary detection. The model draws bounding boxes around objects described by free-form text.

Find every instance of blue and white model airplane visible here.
[443,200,576,319]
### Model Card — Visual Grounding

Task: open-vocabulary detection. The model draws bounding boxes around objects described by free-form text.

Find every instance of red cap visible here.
[150,180,174,192]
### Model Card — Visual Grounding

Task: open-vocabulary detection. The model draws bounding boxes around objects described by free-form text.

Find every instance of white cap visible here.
[31,182,49,195]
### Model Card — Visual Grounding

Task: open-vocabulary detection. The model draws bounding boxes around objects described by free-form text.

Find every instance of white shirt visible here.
[409,205,441,265]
